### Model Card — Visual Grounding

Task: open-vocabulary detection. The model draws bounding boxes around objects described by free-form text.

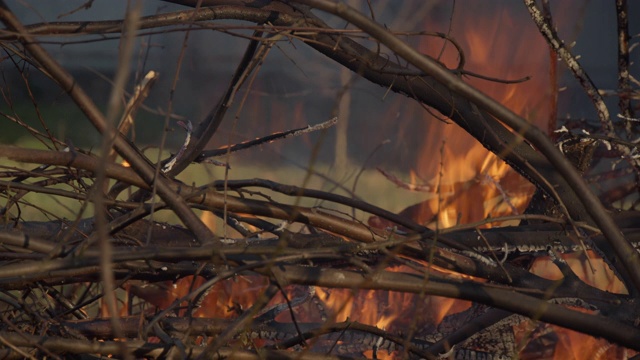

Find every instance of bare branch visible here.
[0,1,215,244]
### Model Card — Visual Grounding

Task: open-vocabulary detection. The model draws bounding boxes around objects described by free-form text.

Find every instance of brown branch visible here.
[96,5,142,356]
[375,167,432,192]
[290,0,640,302]
[541,0,559,140]
[195,117,338,162]
[107,70,158,162]
[163,29,264,177]
[0,6,299,39]
[523,0,613,134]
[616,0,636,136]
[0,331,352,360]
[267,264,640,351]
[0,1,215,245]
[0,1,611,233]
[58,317,435,358]
[0,145,383,244]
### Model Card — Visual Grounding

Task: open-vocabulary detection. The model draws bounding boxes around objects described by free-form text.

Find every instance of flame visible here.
[315,265,471,333]
[132,3,629,358]
[515,305,634,360]
[553,328,617,360]
[200,210,217,233]
[407,2,555,229]
[193,275,270,318]
[408,170,420,188]
[530,250,627,294]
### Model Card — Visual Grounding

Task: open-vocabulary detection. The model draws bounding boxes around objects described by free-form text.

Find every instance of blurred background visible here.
[2,0,639,218]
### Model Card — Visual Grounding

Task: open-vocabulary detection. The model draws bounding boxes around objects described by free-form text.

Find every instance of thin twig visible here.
[541,0,559,140]
[0,0,215,244]
[523,0,613,135]
[96,3,143,358]
[376,167,432,192]
[292,0,640,295]
[195,117,337,161]
[616,0,635,136]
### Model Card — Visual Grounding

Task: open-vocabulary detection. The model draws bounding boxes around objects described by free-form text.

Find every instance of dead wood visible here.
[0,1,639,359]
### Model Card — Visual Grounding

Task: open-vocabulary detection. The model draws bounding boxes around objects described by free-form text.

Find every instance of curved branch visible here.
[269,264,640,351]
[288,0,640,300]
[3,0,639,292]
[1,2,606,228]
[0,145,384,243]
[0,330,347,360]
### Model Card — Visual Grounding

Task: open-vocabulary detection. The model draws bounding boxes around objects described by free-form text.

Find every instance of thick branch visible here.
[288,0,640,302]
[267,264,640,351]
[0,331,348,360]
[4,2,609,227]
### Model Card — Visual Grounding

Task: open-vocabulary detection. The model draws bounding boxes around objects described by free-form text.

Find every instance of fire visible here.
[117,3,625,359]
[514,307,632,360]
[553,328,623,360]
[124,275,270,318]
[193,275,270,318]
[530,250,627,294]
[407,2,554,229]
[314,265,472,339]
[355,2,634,358]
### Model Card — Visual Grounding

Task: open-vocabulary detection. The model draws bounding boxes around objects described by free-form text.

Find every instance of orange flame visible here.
[132,3,631,359]
[530,250,627,294]
[315,265,472,334]
[407,2,556,229]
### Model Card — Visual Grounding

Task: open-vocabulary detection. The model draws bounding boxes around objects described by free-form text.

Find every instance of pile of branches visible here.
[0,1,639,359]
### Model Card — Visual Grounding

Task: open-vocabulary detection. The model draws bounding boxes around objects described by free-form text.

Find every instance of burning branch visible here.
[1,1,640,359]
